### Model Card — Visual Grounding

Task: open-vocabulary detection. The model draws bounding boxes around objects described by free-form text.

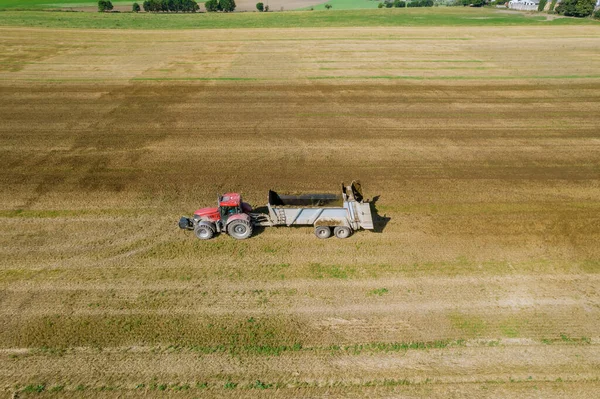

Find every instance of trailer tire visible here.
[314,226,332,239]
[194,222,215,240]
[334,226,352,239]
[228,219,253,240]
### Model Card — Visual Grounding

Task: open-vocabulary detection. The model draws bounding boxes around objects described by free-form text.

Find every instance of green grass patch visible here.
[580,259,600,273]
[450,314,487,337]
[2,314,309,355]
[22,383,46,393]
[49,384,65,392]
[341,339,464,354]
[17,339,468,361]
[309,262,354,279]
[0,8,596,30]
[297,0,381,11]
[541,334,592,345]
[1,258,588,287]
[250,380,274,389]
[368,287,389,296]
[499,318,526,338]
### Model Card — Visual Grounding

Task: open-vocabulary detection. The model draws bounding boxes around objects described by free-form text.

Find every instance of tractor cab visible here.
[219,193,252,223]
[219,193,242,222]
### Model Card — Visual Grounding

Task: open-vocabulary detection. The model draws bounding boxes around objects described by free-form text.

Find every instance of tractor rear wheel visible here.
[334,226,352,239]
[314,226,332,239]
[227,219,253,240]
[194,222,215,240]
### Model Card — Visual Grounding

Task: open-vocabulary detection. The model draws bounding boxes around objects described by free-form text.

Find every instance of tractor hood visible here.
[194,207,220,219]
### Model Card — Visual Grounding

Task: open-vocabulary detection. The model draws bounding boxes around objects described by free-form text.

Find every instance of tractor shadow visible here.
[370,195,390,233]
[250,224,268,237]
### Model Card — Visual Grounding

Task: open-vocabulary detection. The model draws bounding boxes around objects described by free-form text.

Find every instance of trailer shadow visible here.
[370,195,391,233]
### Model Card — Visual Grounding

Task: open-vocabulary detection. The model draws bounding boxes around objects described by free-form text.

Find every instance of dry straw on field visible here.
[1,24,600,398]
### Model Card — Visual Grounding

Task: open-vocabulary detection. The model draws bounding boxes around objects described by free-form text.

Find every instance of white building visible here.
[508,0,540,10]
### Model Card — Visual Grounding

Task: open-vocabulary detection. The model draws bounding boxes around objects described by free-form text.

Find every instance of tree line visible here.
[378,0,435,7]
[142,0,200,12]
[455,0,486,6]
[204,0,236,12]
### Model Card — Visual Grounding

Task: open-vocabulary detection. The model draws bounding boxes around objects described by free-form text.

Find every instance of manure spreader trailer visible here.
[179,181,374,240]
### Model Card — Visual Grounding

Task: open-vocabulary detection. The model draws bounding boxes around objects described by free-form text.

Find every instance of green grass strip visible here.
[0,9,597,30]
[4,74,600,83]
[131,77,260,81]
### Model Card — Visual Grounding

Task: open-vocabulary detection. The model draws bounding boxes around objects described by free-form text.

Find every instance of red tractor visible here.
[178,193,254,240]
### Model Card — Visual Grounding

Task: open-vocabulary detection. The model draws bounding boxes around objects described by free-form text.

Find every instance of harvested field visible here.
[1,24,600,397]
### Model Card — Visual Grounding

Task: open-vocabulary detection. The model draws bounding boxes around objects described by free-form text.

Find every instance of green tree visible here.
[185,0,200,11]
[537,0,547,10]
[324,3,332,8]
[132,1,141,11]
[594,9,600,19]
[548,0,558,11]
[150,0,162,11]
[556,0,595,17]
[97,0,114,11]
[205,0,219,11]
[573,0,595,16]
[219,0,236,11]
[256,1,264,10]
[393,0,406,6]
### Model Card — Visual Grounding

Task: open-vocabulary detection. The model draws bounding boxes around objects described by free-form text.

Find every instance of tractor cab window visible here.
[220,206,239,219]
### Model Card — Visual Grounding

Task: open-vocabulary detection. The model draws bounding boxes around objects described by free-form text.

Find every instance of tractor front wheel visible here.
[334,226,352,239]
[194,222,215,240]
[227,219,253,240]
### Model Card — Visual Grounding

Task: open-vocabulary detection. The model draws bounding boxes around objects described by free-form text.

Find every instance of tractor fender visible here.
[226,213,252,226]
[197,220,216,232]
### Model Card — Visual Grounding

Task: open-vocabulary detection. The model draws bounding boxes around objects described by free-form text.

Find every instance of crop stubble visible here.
[0,25,599,397]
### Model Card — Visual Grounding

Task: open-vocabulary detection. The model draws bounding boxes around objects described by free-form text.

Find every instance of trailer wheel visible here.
[228,219,253,240]
[314,226,332,239]
[194,222,215,240]
[334,226,352,239]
